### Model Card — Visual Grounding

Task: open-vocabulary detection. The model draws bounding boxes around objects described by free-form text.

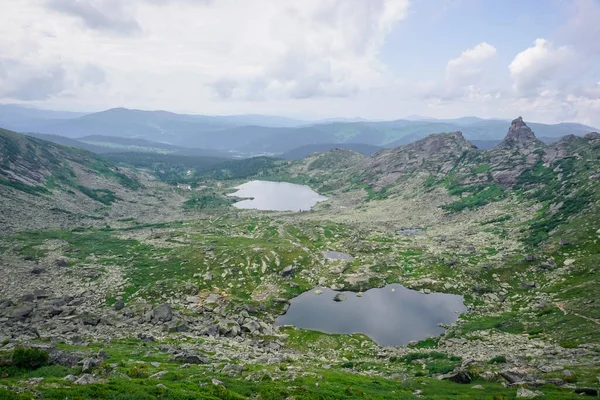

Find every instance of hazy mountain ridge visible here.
[1,105,597,155]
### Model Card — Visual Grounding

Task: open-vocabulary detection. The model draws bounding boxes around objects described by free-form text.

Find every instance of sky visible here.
[0,0,599,126]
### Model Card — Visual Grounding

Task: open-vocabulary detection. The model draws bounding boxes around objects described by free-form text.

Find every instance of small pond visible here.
[397,228,421,234]
[229,180,327,211]
[275,284,466,346]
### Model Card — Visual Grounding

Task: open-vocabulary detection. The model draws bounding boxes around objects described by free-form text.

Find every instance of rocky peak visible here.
[401,131,476,157]
[584,132,600,141]
[496,117,541,149]
[360,132,477,185]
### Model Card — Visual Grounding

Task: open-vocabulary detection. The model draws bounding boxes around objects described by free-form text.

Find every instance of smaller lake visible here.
[229,180,327,211]
[275,284,466,347]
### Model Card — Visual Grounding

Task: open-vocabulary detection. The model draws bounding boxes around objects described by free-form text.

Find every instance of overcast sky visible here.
[1,0,599,125]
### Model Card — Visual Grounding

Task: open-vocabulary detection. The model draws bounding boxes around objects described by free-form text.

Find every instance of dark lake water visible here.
[275,284,466,346]
[229,180,327,211]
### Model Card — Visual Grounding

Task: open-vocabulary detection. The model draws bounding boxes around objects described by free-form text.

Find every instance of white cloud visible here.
[446,42,496,84]
[415,42,498,102]
[0,0,409,107]
[509,39,575,97]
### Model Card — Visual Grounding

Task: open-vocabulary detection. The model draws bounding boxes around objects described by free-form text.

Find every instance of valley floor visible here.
[1,174,600,399]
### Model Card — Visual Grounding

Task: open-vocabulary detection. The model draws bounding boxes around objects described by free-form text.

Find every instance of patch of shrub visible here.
[11,347,49,369]
[127,364,149,378]
[559,341,580,349]
[488,355,506,364]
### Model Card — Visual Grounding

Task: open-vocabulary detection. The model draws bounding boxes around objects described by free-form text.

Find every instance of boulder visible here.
[441,370,472,384]
[50,350,86,367]
[221,364,244,377]
[280,265,296,278]
[10,305,33,319]
[559,238,571,246]
[519,282,536,290]
[501,370,533,384]
[78,312,101,326]
[241,320,261,334]
[82,358,99,373]
[149,371,169,379]
[114,299,125,311]
[172,351,208,364]
[165,320,188,333]
[152,303,173,323]
[0,299,14,309]
[74,374,96,385]
[333,293,346,302]
[55,259,68,267]
[516,388,543,398]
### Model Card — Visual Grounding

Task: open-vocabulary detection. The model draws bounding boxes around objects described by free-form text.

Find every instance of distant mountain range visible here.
[1,104,597,156]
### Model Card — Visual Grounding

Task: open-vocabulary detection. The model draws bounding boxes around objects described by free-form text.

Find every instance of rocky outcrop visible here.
[361,132,476,186]
[496,117,544,149]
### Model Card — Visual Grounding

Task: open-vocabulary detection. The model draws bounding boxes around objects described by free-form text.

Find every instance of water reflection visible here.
[275,284,466,346]
[229,180,327,211]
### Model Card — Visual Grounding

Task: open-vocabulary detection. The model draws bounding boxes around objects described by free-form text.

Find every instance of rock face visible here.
[497,117,542,149]
[361,132,476,186]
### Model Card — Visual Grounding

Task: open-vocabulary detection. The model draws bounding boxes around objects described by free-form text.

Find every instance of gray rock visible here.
[333,293,346,302]
[79,312,101,326]
[30,267,46,275]
[63,374,78,382]
[10,305,33,319]
[149,370,168,379]
[516,388,543,398]
[55,259,68,267]
[20,294,35,302]
[97,349,108,360]
[221,364,244,377]
[280,265,296,278]
[173,352,208,364]
[211,378,224,387]
[519,282,536,290]
[74,374,96,385]
[114,299,125,311]
[242,320,261,333]
[559,238,571,246]
[501,370,533,384]
[202,324,219,337]
[137,333,155,342]
[82,358,99,373]
[0,299,14,309]
[471,385,484,389]
[165,320,188,333]
[50,350,85,367]
[441,370,472,384]
[152,303,173,323]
